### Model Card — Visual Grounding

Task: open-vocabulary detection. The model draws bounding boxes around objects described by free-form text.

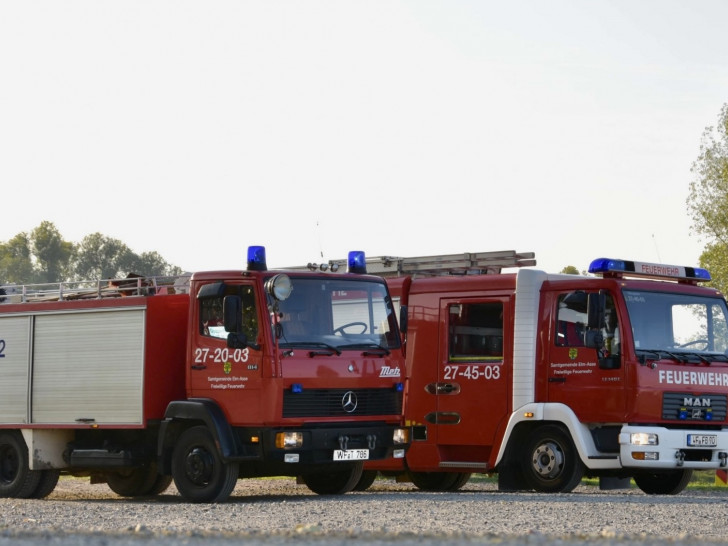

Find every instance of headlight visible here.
[631,432,658,446]
[393,428,409,445]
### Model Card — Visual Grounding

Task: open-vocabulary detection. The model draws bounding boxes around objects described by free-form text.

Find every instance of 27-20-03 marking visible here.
[194,347,250,364]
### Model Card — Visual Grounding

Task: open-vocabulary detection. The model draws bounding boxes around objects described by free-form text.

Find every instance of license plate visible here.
[333,449,369,461]
[687,434,718,447]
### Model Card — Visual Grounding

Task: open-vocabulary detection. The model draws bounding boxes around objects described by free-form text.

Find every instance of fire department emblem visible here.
[568,348,578,360]
[223,361,232,375]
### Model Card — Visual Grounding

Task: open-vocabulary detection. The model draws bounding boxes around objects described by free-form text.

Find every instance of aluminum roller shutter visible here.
[0,316,32,424]
[32,308,146,425]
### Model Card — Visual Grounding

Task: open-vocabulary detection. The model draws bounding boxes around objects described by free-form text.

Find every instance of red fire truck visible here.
[339,251,728,495]
[0,246,408,502]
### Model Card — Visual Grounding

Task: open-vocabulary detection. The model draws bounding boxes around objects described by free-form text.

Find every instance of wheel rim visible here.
[185,447,214,486]
[531,441,563,479]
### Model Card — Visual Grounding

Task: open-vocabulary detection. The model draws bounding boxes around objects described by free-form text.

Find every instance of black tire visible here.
[28,469,60,499]
[409,471,463,492]
[353,470,378,491]
[520,425,584,493]
[448,472,472,491]
[302,462,364,495]
[107,463,168,497]
[634,469,693,495]
[171,426,239,503]
[146,474,174,496]
[0,432,41,498]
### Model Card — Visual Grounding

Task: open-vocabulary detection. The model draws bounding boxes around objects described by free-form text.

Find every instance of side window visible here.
[201,298,225,338]
[200,285,259,342]
[555,293,587,347]
[448,302,503,362]
[556,292,620,356]
[239,285,259,342]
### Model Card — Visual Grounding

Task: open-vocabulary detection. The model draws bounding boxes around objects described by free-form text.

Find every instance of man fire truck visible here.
[320,251,728,495]
[0,246,408,502]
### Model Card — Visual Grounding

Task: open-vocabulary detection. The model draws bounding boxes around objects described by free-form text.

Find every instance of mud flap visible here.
[599,476,631,490]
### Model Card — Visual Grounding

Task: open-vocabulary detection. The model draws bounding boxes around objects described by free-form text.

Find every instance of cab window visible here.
[448,302,503,362]
[556,291,620,357]
[200,285,258,342]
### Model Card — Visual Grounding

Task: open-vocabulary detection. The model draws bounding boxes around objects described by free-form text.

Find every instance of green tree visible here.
[560,265,580,275]
[0,232,35,284]
[1,222,181,284]
[127,250,182,277]
[74,233,135,280]
[687,103,728,293]
[31,221,75,283]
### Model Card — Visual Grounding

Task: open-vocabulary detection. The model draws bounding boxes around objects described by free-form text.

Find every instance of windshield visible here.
[271,277,400,350]
[624,290,728,355]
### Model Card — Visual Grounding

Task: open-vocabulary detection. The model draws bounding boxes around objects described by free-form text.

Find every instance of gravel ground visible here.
[2,476,728,546]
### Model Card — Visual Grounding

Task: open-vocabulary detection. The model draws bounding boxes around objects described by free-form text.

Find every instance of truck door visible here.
[191,282,264,423]
[546,290,626,422]
[433,297,510,461]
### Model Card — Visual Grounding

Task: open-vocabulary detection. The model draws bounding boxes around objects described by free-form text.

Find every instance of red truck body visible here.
[0,248,408,502]
[358,253,728,494]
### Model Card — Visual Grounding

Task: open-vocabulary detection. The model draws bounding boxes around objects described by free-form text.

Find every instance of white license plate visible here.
[333,449,369,461]
[687,434,718,447]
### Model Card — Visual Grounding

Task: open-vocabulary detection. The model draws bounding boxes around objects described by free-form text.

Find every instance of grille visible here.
[662,392,727,421]
[283,388,403,418]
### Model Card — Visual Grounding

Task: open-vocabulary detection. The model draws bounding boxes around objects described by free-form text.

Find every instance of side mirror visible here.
[399,305,408,333]
[587,292,606,330]
[227,332,248,349]
[584,329,603,349]
[223,295,242,333]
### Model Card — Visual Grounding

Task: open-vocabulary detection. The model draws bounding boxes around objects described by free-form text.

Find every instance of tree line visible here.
[0,221,181,285]
[2,104,727,288]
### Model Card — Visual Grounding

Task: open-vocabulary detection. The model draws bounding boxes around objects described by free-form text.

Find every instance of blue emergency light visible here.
[247,246,268,271]
[348,251,367,274]
[588,258,711,283]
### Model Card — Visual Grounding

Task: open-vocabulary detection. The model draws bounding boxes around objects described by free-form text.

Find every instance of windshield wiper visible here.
[337,343,391,356]
[677,351,713,364]
[636,349,687,364]
[636,348,719,365]
[279,341,342,356]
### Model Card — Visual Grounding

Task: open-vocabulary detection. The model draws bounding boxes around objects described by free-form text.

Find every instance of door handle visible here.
[425,382,461,395]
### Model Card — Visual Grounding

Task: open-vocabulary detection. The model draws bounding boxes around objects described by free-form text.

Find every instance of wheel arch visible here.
[495,403,615,472]
[158,398,236,475]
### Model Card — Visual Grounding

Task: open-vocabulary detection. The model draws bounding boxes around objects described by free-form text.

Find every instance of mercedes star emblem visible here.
[341,391,358,413]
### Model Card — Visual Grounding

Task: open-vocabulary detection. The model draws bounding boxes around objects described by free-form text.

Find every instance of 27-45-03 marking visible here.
[443,364,501,380]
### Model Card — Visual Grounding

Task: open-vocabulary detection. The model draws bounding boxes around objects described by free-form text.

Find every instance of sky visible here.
[1,1,727,276]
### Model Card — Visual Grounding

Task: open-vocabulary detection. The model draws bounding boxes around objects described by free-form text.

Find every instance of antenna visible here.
[652,233,662,262]
[316,220,324,260]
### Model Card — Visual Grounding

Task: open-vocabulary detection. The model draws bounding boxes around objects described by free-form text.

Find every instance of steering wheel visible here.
[677,339,709,350]
[334,321,368,335]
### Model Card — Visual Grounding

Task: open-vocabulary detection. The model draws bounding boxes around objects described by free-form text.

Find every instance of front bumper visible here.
[262,424,408,465]
[619,425,728,469]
